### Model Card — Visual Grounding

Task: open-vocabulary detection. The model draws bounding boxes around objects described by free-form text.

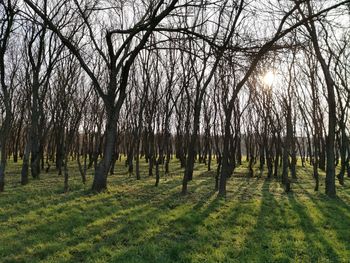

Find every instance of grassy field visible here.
[0,158,350,263]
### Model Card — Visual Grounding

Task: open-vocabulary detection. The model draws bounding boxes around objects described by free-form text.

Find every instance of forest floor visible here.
[1,158,350,263]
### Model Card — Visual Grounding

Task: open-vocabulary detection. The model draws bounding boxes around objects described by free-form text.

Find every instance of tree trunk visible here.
[303,1,336,197]
[135,153,141,180]
[64,157,69,192]
[155,161,160,187]
[182,132,197,194]
[92,110,117,192]
[218,111,232,196]
[337,127,347,185]
[273,134,280,178]
[182,106,201,194]
[313,136,319,191]
[0,112,11,192]
[21,139,31,185]
[215,154,221,191]
[282,103,292,193]
[30,78,42,179]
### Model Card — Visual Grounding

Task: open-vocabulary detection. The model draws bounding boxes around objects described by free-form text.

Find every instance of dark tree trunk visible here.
[302,2,336,197]
[313,136,319,191]
[64,158,69,192]
[148,130,155,177]
[208,148,212,172]
[182,132,197,194]
[135,149,141,180]
[155,160,160,187]
[0,112,11,191]
[30,90,41,179]
[337,127,347,185]
[282,103,292,193]
[182,103,201,194]
[13,114,24,163]
[92,108,117,192]
[77,154,87,184]
[21,140,31,185]
[319,137,326,171]
[273,134,280,178]
[218,111,232,196]
[215,154,221,191]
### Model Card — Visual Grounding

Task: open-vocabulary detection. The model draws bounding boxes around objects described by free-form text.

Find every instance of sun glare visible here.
[263,71,275,86]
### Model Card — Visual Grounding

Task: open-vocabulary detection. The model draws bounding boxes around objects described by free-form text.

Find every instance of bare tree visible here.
[0,0,17,192]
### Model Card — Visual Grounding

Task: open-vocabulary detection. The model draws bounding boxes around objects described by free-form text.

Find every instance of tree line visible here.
[0,0,349,197]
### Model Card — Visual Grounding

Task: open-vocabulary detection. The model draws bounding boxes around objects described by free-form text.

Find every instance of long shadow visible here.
[0,159,203,222]
[8,161,346,262]
[0,180,91,222]
[108,195,221,262]
[237,176,344,262]
[108,177,260,262]
[87,166,247,261]
[0,172,188,262]
[4,161,184,218]
[70,177,219,262]
[227,177,262,201]
[3,165,223,262]
[296,180,350,221]
[294,181,350,255]
[287,192,341,262]
[236,178,294,262]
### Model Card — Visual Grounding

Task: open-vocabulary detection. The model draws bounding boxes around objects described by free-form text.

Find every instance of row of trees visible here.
[0,0,349,197]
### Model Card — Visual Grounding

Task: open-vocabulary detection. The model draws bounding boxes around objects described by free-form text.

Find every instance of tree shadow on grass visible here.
[235,177,342,262]
[71,177,220,262]
[2,167,224,262]
[293,181,350,258]
[287,192,342,262]
[107,178,261,262]
[0,172,189,262]
[108,196,220,262]
[5,162,347,262]
[296,180,350,220]
[234,178,296,262]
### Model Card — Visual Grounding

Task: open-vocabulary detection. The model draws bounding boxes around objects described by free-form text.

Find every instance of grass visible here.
[0,157,350,262]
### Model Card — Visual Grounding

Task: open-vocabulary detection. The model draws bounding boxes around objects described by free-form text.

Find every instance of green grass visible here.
[1,158,350,262]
